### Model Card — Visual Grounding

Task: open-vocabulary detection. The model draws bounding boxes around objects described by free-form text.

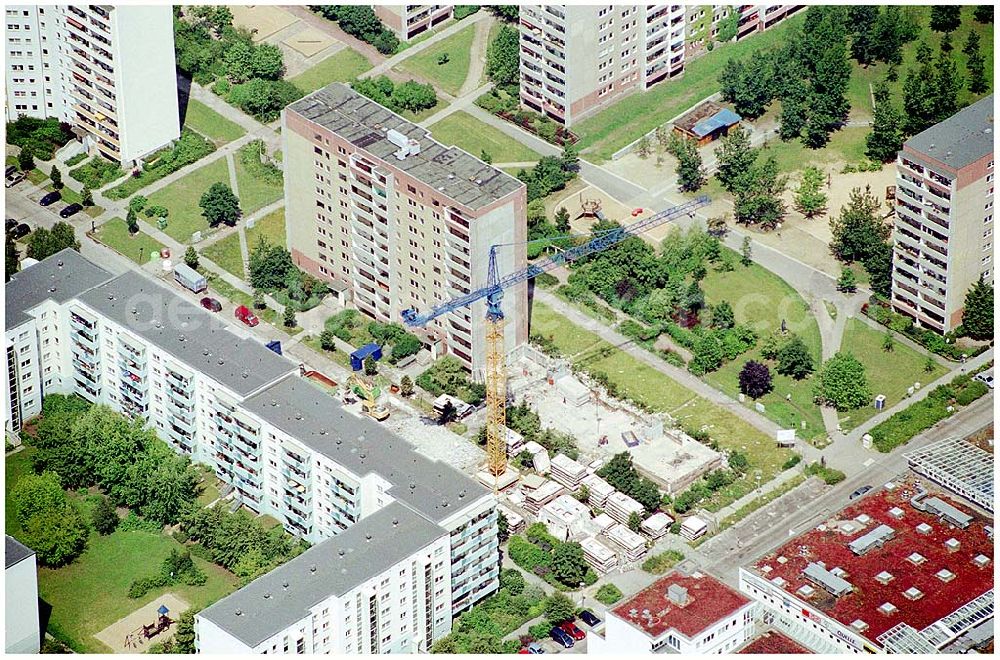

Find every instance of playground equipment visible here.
[123,605,174,649]
[578,194,604,220]
[349,373,389,421]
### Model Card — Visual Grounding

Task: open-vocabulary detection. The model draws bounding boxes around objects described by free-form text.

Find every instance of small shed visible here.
[673,101,742,145]
[350,343,382,371]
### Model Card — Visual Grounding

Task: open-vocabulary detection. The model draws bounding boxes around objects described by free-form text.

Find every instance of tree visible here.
[6,235,19,281]
[929,6,961,33]
[485,24,519,86]
[363,356,378,377]
[711,301,735,329]
[871,6,910,65]
[635,135,652,159]
[50,165,63,189]
[718,52,775,119]
[882,330,895,352]
[961,276,994,340]
[666,134,705,192]
[551,541,588,586]
[248,238,294,290]
[282,305,296,328]
[740,237,753,266]
[692,333,724,373]
[390,80,437,113]
[716,6,740,42]
[837,266,857,293]
[940,31,954,54]
[560,143,579,174]
[252,289,266,310]
[964,31,989,94]
[739,360,773,399]
[544,592,576,624]
[224,40,255,83]
[714,126,757,194]
[399,375,414,397]
[776,335,815,380]
[17,148,34,171]
[144,204,169,219]
[199,183,241,227]
[437,400,456,425]
[866,85,905,162]
[497,509,510,543]
[479,149,492,164]
[627,511,643,533]
[829,186,888,263]
[924,355,937,373]
[11,471,88,566]
[173,610,197,654]
[126,207,139,235]
[79,184,94,207]
[814,352,871,411]
[927,49,961,126]
[974,6,993,24]
[849,5,881,65]
[499,567,525,595]
[733,156,787,229]
[92,495,119,535]
[862,239,893,298]
[251,43,285,80]
[184,246,199,270]
[26,222,80,261]
[554,207,571,233]
[794,166,828,218]
[526,199,547,228]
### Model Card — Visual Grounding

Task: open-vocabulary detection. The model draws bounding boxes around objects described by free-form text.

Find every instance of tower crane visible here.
[402,195,710,492]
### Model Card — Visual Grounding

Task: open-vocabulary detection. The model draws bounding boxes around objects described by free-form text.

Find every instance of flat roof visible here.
[77,274,296,397]
[904,95,994,170]
[242,376,488,523]
[199,502,444,648]
[5,248,112,329]
[751,480,994,644]
[612,570,751,639]
[5,535,34,569]
[739,630,811,654]
[286,83,523,211]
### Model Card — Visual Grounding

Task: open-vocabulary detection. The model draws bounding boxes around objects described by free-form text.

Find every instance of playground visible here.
[549,184,654,240]
[94,593,188,654]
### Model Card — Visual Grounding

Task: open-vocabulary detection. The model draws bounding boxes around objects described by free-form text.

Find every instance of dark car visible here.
[6,218,18,232]
[59,203,83,218]
[5,166,16,178]
[549,627,574,649]
[39,191,61,206]
[850,485,873,500]
[559,621,586,641]
[579,610,602,627]
[11,223,31,239]
[200,297,222,313]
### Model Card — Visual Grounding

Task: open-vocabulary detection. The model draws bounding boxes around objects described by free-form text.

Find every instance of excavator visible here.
[348,373,389,421]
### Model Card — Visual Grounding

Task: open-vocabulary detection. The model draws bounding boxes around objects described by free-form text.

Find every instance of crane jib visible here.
[401,195,709,327]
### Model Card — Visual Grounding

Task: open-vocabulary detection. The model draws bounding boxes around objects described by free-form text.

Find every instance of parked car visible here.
[5,171,26,187]
[11,223,31,239]
[579,610,602,627]
[39,191,61,206]
[974,371,994,389]
[850,485,873,500]
[549,627,574,649]
[59,203,83,218]
[200,297,222,313]
[235,305,259,327]
[560,621,586,641]
[526,642,544,654]
[5,166,16,178]
[6,218,18,232]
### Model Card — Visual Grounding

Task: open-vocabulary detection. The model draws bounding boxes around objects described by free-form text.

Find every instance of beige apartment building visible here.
[282,83,528,376]
[374,5,452,40]
[892,95,994,333]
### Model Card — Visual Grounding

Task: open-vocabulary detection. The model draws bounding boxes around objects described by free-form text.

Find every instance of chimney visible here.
[667,584,689,606]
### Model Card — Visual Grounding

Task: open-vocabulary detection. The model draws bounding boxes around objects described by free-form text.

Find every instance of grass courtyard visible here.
[837,318,948,430]
[182,100,245,145]
[147,157,230,243]
[395,23,476,96]
[289,48,372,93]
[247,206,286,248]
[94,218,166,265]
[200,232,244,279]
[429,111,542,163]
[233,155,283,214]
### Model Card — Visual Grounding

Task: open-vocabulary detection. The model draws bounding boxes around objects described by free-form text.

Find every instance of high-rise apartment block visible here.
[283,83,528,376]
[4,4,180,166]
[892,95,994,333]
[4,250,501,653]
[374,5,453,40]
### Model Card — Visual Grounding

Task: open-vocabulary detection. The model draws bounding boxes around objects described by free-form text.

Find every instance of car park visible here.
[39,191,61,206]
[579,610,601,627]
[200,297,222,313]
[559,621,586,640]
[549,627,574,649]
[59,203,83,218]
[850,485,873,500]
[11,223,31,239]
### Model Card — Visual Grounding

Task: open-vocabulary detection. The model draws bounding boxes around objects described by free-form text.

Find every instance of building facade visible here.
[892,95,995,333]
[283,83,528,376]
[4,4,180,166]
[5,536,40,654]
[373,5,452,40]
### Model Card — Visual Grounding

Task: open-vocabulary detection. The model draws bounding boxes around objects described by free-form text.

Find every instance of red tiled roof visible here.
[739,631,811,654]
[611,571,751,639]
[751,480,994,643]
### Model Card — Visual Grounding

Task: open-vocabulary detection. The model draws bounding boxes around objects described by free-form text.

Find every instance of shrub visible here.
[804,462,846,485]
[594,583,623,605]
[782,454,802,470]
[64,152,87,167]
[69,156,125,189]
[105,130,215,199]
[641,550,685,575]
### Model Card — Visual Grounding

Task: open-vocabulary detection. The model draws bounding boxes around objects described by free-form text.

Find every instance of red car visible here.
[235,305,259,327]
[560,621,585,641]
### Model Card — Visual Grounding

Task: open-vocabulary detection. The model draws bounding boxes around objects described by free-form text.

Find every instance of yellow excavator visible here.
[349,373,389,421]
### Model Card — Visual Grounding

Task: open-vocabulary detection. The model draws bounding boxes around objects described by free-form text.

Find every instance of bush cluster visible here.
[417,356,486,405]
[69,156,125,189]
[128,549,207,599]
[106,130,215,199]
[6,116,74,161]
[351,76,437,115]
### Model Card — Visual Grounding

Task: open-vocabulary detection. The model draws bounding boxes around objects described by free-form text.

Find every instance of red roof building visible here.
[739,479,994,654]
[739,630,811,654]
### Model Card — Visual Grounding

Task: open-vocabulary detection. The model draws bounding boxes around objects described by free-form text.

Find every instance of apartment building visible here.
[5,536,40,654]
[374,5,452,40]
[5,251,501,652]
[4,5,180,166]
[733,5,804,40]
[892,95,995,333]
[283,83,528,376]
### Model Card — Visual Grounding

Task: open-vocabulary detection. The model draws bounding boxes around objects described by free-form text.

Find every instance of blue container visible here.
[265,340,282,355]
[350,343,382,371]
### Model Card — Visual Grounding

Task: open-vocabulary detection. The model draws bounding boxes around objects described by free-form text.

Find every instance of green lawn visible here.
[430,111,542,163]
[290,48,373,93]
[94,217,166,265]
[201,232,244,278]
[40,530,238,652]
[838,318,948,430]
[147,157,230,243]
[234,157,283,214]
[183,99,245,145]
[246,206,286,249]
[701,248,826,440]
[757,124,871,172]
[531,301,793,510]
[396,23,476,95]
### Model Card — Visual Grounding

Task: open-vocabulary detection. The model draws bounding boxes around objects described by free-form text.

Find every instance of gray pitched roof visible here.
[6,535,35,569]
[242,376,488,522]
[905,95,994,170]
[5,248,112,329]
[286,83,523,210]
[198,502,445,648]
[76,274,296,397]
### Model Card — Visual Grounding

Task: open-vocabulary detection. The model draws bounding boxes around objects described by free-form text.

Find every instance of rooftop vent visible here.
[903,586,924,601]
[851,620,869,633]
[907,552,926,565]
[879,602,898,615]
[944,537,960,551]
[916,522,932,534]
[48,285,57,292]
[392,518,399,527]
[310,565,317,573]
[667,583,688,606]
[235,609,243,616]
[973,554,990,567]
[178,334,186,342]
[365,532,372,541]
[338,549,345,557]
[282,581,289,589]
[264,592,271,599]
[875,571,894,585]
[936,569,955,582]
[57,260,63,268]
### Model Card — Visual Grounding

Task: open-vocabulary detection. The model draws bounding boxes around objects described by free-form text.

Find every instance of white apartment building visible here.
[5,536,40,654]
[4,4,180,166]
[4,251,501,653]
[374,5,452,40]
[892,95,995,333]
[283,83,528,377]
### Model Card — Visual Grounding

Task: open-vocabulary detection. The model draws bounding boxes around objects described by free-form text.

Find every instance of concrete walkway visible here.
[458,16,492,97]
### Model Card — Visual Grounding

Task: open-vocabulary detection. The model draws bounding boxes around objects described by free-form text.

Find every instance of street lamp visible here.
[579,581,586,609]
